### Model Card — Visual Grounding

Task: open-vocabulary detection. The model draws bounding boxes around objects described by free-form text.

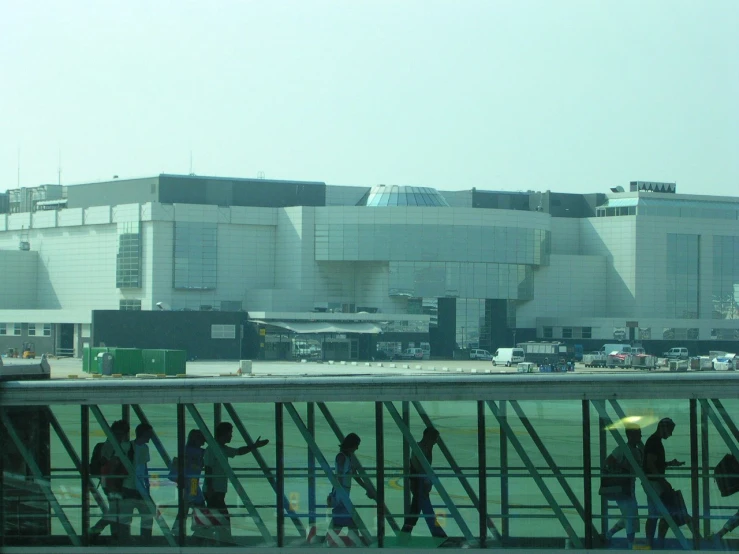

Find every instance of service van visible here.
[492,348,525,367]
[469,349,492,360]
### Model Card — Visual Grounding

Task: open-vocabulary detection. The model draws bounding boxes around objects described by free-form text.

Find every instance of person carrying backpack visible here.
[89,419,131,542]
[119,423,155,545]
[599,424,643,549]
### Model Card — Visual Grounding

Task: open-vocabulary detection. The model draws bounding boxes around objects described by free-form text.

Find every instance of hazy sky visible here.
[2,1,737,196]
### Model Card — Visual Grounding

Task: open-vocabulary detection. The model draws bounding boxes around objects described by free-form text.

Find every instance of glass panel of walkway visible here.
[2,373,739,551]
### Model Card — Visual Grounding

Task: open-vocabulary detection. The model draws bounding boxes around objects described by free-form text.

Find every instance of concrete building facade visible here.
[0,175,737,358]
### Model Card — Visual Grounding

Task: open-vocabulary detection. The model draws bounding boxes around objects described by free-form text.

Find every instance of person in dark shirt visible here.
[401,427,447,538]
[643,418,692,548]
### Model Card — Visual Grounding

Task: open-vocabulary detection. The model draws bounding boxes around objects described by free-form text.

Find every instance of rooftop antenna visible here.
[57,148,62,185]
[257,171,265,179]
[17,146,20,187]
[189,150,194,175]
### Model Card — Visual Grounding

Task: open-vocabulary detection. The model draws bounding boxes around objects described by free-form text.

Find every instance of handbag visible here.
[599,469,632,499]
[661,488,689,526]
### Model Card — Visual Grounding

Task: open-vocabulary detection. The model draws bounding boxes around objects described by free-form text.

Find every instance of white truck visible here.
[583,351,608,368]
[604,344,633,368]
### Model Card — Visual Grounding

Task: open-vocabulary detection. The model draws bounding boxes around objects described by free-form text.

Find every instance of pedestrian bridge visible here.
[1,372,738,552]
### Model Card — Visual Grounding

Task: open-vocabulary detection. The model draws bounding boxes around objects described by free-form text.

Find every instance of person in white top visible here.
[203,422,268,543]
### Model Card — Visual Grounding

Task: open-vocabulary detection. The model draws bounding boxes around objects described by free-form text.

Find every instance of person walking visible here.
[171,429,207,543]
[401,427,448,539]
[325,433,375,546]
[119,423,155,545]
[643,418,696,548]
[89,419,130,542]
[203,422,268,544]
[601,424,643,549]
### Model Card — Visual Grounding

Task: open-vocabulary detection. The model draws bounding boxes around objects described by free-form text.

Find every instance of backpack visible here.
[90,442,106,478]
[101,444,134,495]
[714,453,739,497]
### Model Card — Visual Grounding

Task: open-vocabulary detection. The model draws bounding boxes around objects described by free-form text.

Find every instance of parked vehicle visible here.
[603,344,632,356]
[516,342,566,365]
[394,348,425,360]
[470,349,492,361]
[583,351,607,368]
[492,348,525,367]
[663,347,689,360]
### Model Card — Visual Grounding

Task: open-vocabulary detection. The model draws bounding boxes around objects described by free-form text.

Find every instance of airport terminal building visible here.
[0,175,737,358]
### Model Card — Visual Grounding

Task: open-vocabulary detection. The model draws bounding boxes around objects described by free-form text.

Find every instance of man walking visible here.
[119,423,155,545]
[601,424,643,549]
[203,422,268,543]
[89,419,130,542]
[401,427,447,538]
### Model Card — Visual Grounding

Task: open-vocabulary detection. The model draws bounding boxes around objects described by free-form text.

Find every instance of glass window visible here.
[116,221,142,288]
[581,327,592,339]
[43,324,52,336]
[211,324,236,339]
[0,323,7,335]
[666,233,700,319]
[14,323,22,336]
[28,323,37,336]
[543,326,553,339]
[173,222,218,290]
[562,327,573,339]
[119,299,142,311]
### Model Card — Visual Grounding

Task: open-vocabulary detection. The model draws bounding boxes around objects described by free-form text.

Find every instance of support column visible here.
[478,401,487,547]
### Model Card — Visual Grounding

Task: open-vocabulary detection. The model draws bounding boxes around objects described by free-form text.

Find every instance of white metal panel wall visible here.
[0,250,39,309]
[516,254,607,327]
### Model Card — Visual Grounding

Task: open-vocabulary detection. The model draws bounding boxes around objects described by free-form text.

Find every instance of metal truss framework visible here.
[1,373,739,551]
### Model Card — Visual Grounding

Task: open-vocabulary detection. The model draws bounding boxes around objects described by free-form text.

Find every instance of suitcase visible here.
[714,454,739,497]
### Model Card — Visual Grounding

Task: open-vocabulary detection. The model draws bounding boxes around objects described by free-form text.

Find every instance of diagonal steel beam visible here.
[131,404,172,469]
[316,401,402,534]
[710,399,739,456]
[90,405,177,546]
[1,409,81,547]
[509,400,600,541]
[284,402,373,542]
[384,401,475,542]
[592,401,690,550]
[700,400,739,463]
[411,400,502,542]
[185,403,273,543]
[46,407,108,513]
[222,402,305,536]
[485,400,583,548]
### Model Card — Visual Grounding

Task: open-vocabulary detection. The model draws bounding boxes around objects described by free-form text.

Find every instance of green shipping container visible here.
[84,347,110,373]
[162,349,187,376]
[142,349,187,375]
[108,348,144,375]
[141,349,187,375]
[141,349,165,374]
